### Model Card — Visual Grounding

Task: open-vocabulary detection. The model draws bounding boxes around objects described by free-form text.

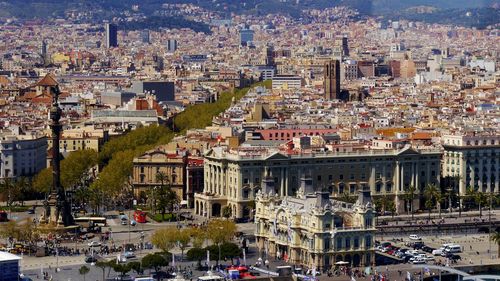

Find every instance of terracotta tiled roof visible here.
[36,73,58,87]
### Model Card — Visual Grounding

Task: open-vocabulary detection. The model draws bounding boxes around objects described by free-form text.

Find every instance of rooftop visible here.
[0,251,22,262]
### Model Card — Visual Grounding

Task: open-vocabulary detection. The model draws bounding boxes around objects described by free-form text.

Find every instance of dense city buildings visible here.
[0,0,498,277]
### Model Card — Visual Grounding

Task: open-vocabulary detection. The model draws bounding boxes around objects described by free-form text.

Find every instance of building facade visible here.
[194,146,441,219]
[254,178,375,270]
[105,23,118,48]
[324,60,340,100]
[131,148,204,206]
[442,134,499,196]
[0,134,47,178]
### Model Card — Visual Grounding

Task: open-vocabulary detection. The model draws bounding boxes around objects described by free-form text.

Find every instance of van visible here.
[444,245,462,253]
[409,235,422,241]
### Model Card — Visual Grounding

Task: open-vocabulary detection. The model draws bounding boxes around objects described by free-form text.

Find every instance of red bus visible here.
[0,211,8,222]
[133,210,147,223]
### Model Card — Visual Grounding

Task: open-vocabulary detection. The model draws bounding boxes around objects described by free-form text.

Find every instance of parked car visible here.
[84,256,97,263]
[87,241,102,247]
[432,249,444,256]
[409,235,422,241]
[123,251,135,258]
[411,258,426,264]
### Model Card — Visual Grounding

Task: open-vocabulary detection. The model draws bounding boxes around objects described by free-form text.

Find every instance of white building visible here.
[0,133,47,178]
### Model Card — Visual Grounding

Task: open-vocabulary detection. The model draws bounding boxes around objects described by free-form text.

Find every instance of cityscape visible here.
[0,0,499,281]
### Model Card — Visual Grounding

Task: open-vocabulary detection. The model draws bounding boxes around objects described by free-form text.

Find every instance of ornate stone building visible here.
[254,176,375,270]
[194,146,441,219]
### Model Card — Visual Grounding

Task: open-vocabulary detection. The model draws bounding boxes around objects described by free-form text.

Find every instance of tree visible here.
[490,231,500,258]
[187,247,205,263]
[128,261,142,275]
[176,228,191,260]
[403,185,416,220]
[95,260,113,281]
[424,184,441,219]
[339,192,357,204]
[33,149,97,193]
[111,263,132,280]
[142,253,169,278]
[151,227,177,253]
[79,265,90,281]
[189,227,206,249]
[222,206,232,218]
[206,219,237,265]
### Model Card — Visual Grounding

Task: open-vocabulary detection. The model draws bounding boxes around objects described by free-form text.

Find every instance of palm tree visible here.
[424,184,441,219]
[490,231,500,258]
[403,185,416,220]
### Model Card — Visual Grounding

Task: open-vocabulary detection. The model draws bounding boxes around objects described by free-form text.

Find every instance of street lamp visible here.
[446,187,453,215]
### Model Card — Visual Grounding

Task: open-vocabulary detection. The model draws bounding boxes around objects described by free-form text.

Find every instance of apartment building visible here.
[0,133,47,178]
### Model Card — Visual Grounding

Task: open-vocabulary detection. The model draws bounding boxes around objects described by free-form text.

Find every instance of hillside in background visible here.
[0,0,498,29]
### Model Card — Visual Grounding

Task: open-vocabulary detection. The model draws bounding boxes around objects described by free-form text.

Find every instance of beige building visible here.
[47,126,109,152]
[194,146,441,219]
[254,176,375,270]
[442,133,500,196]
[131,148,204,206]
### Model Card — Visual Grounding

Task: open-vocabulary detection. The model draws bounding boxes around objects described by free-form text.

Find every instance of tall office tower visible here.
[141,30,150,44]
[324,60,340,100]
[167,39,178,52]
[105,23,118,48]
[239,29,254,46]
[265,44,275,66]
[335,36,349,57]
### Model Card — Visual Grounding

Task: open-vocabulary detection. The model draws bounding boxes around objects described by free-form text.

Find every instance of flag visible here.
[172,253,175,267]
[243,249,247,265]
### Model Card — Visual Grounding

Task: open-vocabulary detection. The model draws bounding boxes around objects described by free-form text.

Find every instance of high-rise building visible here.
[265,44,275,66]
[239,29,254,46]
[324,60,340,100]
[141,30,150,44]
[336,36,349,57]
[105,23,118,48]
[167,39,178,52]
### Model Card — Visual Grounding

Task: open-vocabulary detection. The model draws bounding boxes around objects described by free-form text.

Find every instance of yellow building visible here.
[47,126,109,152]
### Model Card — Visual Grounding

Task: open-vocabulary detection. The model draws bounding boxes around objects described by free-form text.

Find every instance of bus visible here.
[0,210,8,222]
[74,216,107,228]
[133,210,147,223]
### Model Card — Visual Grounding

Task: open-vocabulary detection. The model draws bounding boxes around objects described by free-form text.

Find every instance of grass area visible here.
[149,213,176,222]
[0,205,31,212]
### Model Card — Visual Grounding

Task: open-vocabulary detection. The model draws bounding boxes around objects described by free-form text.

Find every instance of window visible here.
[317,175,322,181]
[385,183,392,192]
[365,235,372,248]
[375,183,381,193]
[345,238,351,249]
[339,174,344,180]
[336,238,342,249]
[349,184,356,193]
[354,237,359,249]
[243,178,249,184]
[329,175,333,180]
[140,167,144,173]
[324,239,331,250]
[243,189,249,199]
[140,175,145,183]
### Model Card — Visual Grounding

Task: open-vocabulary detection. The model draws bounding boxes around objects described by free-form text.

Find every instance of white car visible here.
[87,241,102,247]
[432,249,444,256]
[409,234,422,241]
[411,258,426,264]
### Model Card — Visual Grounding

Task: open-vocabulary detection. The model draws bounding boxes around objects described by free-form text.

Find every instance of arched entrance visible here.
[344,254,352,265]
[353,254,360,267]
[243,206,251,218]
[212,203,221,217]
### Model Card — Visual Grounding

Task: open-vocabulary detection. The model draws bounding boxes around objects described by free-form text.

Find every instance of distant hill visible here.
[0,0,498,29]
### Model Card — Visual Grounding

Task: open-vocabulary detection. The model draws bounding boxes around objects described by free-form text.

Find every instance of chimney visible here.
[300,176,314,194]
